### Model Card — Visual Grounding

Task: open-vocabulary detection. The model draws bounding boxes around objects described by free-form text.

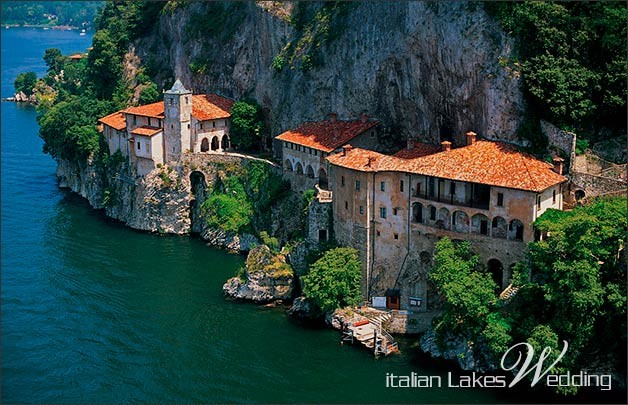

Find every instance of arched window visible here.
[412,202,423,223]
[508,219,524,241]
[295,162,304,175]
[305,165,315,178]
[471,214,490,236]
[318,168,328,189]
[491,216,507,239]
[200,138,209,152]
[211,137,219,151]
[221,135,230,150]
[437,207,451,230]
[284,159,293,171]
[452,211,469,233]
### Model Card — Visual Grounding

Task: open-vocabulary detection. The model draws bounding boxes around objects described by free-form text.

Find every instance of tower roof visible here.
[166,79,190,94]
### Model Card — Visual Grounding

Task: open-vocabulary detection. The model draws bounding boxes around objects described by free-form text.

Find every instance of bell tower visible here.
[163,79,192,162]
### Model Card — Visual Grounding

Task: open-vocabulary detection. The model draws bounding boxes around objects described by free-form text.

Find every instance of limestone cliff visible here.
[135,1,524,147]
[54,153,305,252]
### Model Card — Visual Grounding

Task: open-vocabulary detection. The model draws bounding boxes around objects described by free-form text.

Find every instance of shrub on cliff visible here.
[302,247,362,313]
[429,238,512,358]
[229,100,264,150]
[14,71,37,97]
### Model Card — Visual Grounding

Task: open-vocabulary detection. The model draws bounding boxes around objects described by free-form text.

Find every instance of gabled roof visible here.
[124,101,164,119]
[121,94,234,121]
[167,79,190,94]
[192,94,234,121]
[327,141,567,193]
[98,111,127,130]
[276,120,379,153]
[130,126,162,137]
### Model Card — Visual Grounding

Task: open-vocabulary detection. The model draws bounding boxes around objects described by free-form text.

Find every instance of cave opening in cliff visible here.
[189,171,207,234]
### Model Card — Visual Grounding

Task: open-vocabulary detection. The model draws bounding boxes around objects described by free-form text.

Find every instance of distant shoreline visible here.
[3,23,89,31]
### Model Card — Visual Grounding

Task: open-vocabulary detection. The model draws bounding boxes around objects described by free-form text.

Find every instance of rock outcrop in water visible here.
[223,245,295,302]
[135,1,524,147]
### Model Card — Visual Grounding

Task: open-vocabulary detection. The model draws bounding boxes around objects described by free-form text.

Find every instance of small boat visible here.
[80,29,86,36]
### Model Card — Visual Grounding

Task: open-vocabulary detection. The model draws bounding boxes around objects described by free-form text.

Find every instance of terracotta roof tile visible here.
[192,94,234,121]
[328,141,567,193]
[393,141,441,159]
[124,101,164,119]
[130,126,162,137]
[98,111,127,131]
[276,120,379,153]
[327,147,388,172]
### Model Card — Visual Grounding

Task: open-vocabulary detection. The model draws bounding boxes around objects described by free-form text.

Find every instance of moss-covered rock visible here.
[223,245,294,302]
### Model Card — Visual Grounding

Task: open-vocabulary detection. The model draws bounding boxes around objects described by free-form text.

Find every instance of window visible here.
[370,131,375,138]
[341,176,345,186]
[497,193,504,207]
[187,124,190,129]
[133,115,137,125]
[148,118,152,126]
[537,195,541,209]
[552,190,556,203]
[147,143,150,152]
[185,96,189,104]
[400,180,404,192]
[450,182,456,195]
[169,98,173,105]
[314,150,318,156]
[480,220,488,235]
[359,206,364,215]
[380,207,387,219]
[393,208,398,216]
[428,177,435,197]
[394,233,399,240]
[381,181,385,191]
[137,142,140,150]
[430,206,436,221]
[376,230,381,237]
[345,201,348,210]
[356,180,361,191]
[318,229,327,242]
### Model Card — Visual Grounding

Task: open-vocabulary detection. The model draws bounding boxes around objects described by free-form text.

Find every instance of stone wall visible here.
[307,200,332,246]
[541,120,576,173]
[570,172,627,200]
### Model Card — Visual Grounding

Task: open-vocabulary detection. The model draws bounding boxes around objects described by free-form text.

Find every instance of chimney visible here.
[441,141,452,152]
[366,156,374,167]
[330,112,337,123]
[342,144,353,156]
[360,112,369,123]
[552,157,564,175]
[466,131,477,146]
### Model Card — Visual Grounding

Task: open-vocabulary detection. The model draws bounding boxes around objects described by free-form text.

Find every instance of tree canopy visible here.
[14,72,37,96]
[302,247,362,313]
[229,100,264,150]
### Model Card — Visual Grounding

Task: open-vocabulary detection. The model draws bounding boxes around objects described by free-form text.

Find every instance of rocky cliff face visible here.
[136,1,523,147]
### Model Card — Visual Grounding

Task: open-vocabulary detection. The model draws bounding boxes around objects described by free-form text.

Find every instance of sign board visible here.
[408,297,423,307]
[371,296,386,308]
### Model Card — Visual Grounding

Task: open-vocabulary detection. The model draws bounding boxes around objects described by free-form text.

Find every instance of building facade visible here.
[276,113,380,193]
[98,80,234,176]
[325,132,567,312]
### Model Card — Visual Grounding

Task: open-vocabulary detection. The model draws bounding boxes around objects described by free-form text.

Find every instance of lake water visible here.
[2,26,614,404]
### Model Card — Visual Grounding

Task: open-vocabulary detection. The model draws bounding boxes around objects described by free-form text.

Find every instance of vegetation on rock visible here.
[429,196,627,394]
[13,72,37,97]
[229,100,266,150]
[485,2,627,147]
[302,247,362,313]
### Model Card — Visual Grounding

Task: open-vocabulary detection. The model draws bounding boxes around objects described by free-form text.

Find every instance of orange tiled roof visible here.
[124,101,164,119]
[68,53,85,60]
[130,126,162,137]
[393,141,441,159]
[276,120,379,153]
[122,94,233,121]
[98,111,127,131]
[327,141,567,193]
[192,94,234,121]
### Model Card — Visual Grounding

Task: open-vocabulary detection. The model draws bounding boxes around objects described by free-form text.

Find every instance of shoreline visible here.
[3,23,87,30]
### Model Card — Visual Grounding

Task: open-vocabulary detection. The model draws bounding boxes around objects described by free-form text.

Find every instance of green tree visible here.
[138,82,160,104]
[229,100,264,150]
[506,196,627,394]
[429,238,511,357]
[43,48,65,75]
[302,247,362,312]
[14,71,37,96]
[86,29,122,99]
